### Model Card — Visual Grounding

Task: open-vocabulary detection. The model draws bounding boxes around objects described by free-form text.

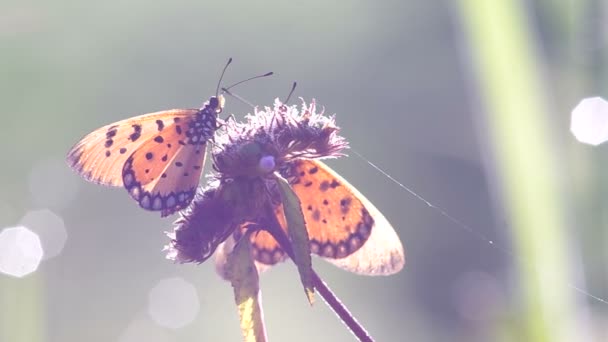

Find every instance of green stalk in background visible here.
[457,1,583,341]
[0,274,45,342]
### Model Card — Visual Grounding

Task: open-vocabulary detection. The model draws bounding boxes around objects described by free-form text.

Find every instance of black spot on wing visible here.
[106,129,117,138]
[155,120,165,131]
[129,124,142,141]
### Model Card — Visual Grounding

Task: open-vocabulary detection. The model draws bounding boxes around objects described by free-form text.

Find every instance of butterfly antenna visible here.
[285,81,297,104]
[222,87,255,108]
[223,71,274,91]
[220,70,273,109]
[215,57,233,97]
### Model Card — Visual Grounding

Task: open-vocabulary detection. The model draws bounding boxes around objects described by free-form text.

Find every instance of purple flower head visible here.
[165,98,348,264]
[164,185,230,264]
[213,98,348,178]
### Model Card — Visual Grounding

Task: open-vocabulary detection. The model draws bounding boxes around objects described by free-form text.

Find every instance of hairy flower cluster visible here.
[165,99,348,264]
[213,98,348,179]
[165,185,228,263]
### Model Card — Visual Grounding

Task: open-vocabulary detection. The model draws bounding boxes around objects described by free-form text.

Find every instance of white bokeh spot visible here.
[571,96,608,146]
[0,226,44,277]
[19,209,68,260]
[147,277,200,329]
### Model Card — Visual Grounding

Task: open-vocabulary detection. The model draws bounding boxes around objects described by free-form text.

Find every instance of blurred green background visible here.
[1,0,607,341]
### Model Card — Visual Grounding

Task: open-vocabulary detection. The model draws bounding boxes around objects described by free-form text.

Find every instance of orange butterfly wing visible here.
[122,139,208,216]
[67,95,224,216]
[67,109,198,186]
[250,159,405,275]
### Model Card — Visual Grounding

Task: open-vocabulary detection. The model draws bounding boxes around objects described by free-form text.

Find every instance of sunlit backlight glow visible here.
[571,96,608,146]
[19,209,67,260]
[0,226,44,277]
[147,277,200,329]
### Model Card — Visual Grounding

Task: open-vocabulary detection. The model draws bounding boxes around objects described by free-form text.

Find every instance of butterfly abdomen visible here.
[184,110,217,145]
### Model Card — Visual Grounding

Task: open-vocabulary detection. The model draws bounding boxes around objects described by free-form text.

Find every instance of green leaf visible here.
[275,174,315,304]
[226,232,267,342]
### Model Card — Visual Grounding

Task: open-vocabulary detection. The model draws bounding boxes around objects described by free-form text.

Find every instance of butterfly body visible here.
[67,95,225,216]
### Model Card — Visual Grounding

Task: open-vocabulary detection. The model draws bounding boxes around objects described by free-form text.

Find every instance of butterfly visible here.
[229,158,405,276]
[66,95,225,217]
[67,59,274,217]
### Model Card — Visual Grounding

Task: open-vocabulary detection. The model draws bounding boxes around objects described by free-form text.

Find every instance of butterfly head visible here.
[205,95,225,114]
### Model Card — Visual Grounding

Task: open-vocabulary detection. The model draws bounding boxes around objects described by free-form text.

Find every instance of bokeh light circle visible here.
[0,226,43,277]
[147,277,200,329]
[19,209,68,260]
[571,96,608,146]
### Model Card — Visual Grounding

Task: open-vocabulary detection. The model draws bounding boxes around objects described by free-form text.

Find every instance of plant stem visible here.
[310,271,373,342]
[264,204,374,342]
